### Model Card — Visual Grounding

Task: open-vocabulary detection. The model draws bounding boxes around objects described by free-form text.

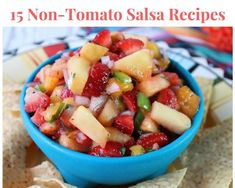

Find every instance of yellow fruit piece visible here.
[138,73,170,97]
[50,85,64,103]
[63,97,75,106]
[147,41,161,59]
[176,86,200,119]
[140,113,160,133]
[130,145,145,156]
[43,103,61,122]
[80,42,109,63]
[113,49,153,82]
[43,76,59,94]
[118,81,134,93]
[106,127,131,144]
[69,106,110,147]
[67,56,90,95]
[98,99,119,126]
[111,31,124,42]
[106,78,122,97]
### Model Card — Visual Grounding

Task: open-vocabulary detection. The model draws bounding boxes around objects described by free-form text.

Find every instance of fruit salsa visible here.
[24,30,200,157]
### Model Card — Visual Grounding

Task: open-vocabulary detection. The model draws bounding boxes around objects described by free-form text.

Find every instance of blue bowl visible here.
[20,50,204,187]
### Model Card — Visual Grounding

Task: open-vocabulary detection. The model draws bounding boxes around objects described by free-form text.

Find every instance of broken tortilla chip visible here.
[130,168,187,188]
[178,119,232,188]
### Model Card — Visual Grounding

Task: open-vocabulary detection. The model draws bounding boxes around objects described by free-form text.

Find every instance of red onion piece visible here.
[63,69,69,86]
[106,82,120,95]
[89,95,107,115]
[120,110,135,116]
[74,96,90,107]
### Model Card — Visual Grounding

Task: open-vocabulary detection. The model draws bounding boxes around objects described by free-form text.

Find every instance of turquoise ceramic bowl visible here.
[20,50,204,187]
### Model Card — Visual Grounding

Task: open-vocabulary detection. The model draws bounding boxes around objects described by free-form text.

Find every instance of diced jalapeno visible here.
[113,71,132,83]
[137,92,151,111]
[130,145,145,156]
[120,147,126,156]
[44,102,67,123]
[35,84,46,92]
[134,110,144,130]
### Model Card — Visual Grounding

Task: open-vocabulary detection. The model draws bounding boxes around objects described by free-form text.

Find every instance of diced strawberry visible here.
[116,39,144,56]
[106,52,120,61]
[122,91,137,112]
[59,107,76,129]
[114,115,134,136]
[68,51,75,57]
[39,121,60,136]
[24,87,50,113]
[124,137,136,155]
[137,132,169,150]
[163,72,181,86]
[89,141,123,157]
[61,88,74,99]
[93,30,112,48]
[157,88,179,110]
[76,131,93,148]
[82,63,110,98]
[31,108,45,127]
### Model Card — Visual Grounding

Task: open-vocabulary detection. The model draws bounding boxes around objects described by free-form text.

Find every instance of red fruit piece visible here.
[124,137,136,156]
[122,91,138,112]
[157,88,179,110]
[82,63,110,98]
[39,121,60,136]
[24,87,50,113]
[163,72,181,86]
[31,108,45,127]
[59,107,76,129]
[116,39,144,56]
[76,131,93,148]
[106,52,120,61]
[61,88,74,99]
[137,132,169,150]
[89,141,123,157]
[114,115,134,136]
[93,30,112,48]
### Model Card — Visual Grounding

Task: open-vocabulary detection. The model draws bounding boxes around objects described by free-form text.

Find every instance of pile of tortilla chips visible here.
[3,76,232,188]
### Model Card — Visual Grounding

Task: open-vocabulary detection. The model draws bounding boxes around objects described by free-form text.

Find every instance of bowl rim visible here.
[20,48,204,163]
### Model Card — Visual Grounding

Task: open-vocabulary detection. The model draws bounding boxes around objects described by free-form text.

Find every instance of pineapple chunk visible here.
[176,86,200,119]
[69,106,110,147]
[147,41,161,59]
[150,102,191,135]
[111,31,124,42]
[80,42,109,63]
[50,85,64,103]
[140,114,160,133]
[138,73,170,97]
[112,49,153,82]
[67,56,90,95]
[105,127,131,144]
[98,99,119,126]
[123,33,148,47]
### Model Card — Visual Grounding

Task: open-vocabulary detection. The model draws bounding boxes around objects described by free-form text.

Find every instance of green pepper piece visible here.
[35,84,46,92]
[49,102,67,123]
[113,71,132,83]
[134,110,144,130]
[137,92,151,111]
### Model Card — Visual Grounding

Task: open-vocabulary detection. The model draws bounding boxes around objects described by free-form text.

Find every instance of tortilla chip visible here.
[178,120,232,188]
[32,178,76,188]
[195,77,213,126]
[130,168,187,188]
[3,83,23,93]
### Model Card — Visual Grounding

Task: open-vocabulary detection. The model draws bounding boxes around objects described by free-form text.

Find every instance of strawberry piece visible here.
[61,88,74,99]
[24,87,50,113]
[116,39,144,56]
[59,107,76,129]
[89,141,123,157]
[122,91,137,112]
[114,115,134,136]
[157,88,179,110]
[31,108,45,127]
[76,131,93,148]
[39,121,60,136]
[137,132,169,149]
[106,52,120,61]
[163,72,181,86]
[82,63,110,98]
[93,30,112,48]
